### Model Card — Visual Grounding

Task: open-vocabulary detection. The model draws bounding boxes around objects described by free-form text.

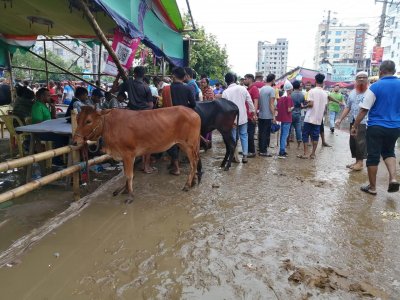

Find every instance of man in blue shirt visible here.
[352,60,400,195]
[184,67,200,101]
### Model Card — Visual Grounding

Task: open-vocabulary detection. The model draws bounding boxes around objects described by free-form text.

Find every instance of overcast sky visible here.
[177,0,382,77]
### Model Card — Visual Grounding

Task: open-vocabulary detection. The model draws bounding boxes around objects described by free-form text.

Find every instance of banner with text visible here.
[104,28,141,76]
[332,63,357,82]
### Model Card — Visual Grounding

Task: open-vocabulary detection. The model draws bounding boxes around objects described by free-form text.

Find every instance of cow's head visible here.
[73,106,110,145]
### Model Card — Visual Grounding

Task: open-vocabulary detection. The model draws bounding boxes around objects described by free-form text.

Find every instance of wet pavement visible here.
[0,128,399,299]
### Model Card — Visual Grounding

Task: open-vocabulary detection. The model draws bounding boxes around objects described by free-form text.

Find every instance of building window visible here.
[342,39,346,42]
[394,37,397,44]
[342,46,346,49]
[56,48,63,56]
[356,38,363,43]
[335,39,341,43]
[392,51,395,58]
[335,31,342,35]
[333,54,340,58]
[396,22,399,29]
[334,46,340,51]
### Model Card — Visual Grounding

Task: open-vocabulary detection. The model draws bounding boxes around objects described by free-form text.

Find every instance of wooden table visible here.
[16,118,72,182]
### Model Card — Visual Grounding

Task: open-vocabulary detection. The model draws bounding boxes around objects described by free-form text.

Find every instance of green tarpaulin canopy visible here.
[0,0,184,66]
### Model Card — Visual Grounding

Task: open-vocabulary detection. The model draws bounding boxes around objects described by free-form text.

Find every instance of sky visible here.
[177,0,383,77]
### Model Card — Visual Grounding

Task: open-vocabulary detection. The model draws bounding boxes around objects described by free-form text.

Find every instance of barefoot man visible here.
[335,71,369,171]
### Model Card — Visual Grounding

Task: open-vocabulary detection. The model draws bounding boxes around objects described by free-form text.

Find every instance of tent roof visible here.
[0,0,184,66]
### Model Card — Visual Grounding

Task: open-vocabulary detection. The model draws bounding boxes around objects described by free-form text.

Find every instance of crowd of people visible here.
[1,59,399,195]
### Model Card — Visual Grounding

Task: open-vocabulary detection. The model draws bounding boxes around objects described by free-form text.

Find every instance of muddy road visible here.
[0,130,399,299]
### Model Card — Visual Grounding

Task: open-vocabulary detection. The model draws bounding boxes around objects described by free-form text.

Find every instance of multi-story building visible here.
[382,3,400,66]
[257,38,288,78]
[313,20,369,71]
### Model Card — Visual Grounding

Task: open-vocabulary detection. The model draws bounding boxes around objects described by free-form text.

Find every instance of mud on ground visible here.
[0,130,399,299]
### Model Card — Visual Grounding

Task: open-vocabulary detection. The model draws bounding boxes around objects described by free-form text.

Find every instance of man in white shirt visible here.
[298,73,328,159]
[222,72,256,163]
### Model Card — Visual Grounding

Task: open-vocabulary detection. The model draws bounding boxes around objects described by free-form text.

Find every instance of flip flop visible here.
[309,155,316,159]
[169,170,180,176]
[388,181,400,193]
[143,166,158,174]
[297,154,308,159]
[360,185,377,195]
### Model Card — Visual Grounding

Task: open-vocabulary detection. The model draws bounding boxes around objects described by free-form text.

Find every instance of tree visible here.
[184,15,229,83]
[11,49,83,82]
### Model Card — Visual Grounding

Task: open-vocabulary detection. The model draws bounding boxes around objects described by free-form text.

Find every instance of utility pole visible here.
[375,0,389,46]
[322,10,331,64]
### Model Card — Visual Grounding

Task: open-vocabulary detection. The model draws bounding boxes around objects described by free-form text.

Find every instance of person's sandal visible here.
[360,185,377,195]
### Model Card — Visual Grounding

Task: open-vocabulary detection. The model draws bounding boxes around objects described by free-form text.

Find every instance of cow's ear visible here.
[99,109,112,116]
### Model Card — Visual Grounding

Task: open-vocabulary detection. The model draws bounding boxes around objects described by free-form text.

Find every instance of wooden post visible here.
[78,0,128,81]
[43,41,49,86]
[98,43,102,82]
[71,109,80,200]
[6,50,15,103]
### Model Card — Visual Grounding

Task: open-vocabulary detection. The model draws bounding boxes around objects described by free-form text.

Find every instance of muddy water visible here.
[0,130,399,299]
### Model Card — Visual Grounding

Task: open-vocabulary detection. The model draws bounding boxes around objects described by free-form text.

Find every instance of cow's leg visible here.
[197,156,203,185]
[179,143,197,191]
[221,131,235,171]
[220,131,230,169]
[122,156,135,204]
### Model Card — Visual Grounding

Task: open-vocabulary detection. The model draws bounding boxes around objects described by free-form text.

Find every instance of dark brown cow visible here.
[73,106,202,203]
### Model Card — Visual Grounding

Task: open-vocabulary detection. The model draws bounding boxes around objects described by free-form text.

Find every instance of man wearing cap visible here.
[352,60,400,195]
[298,73,329,159]
[276,81,294,158]
[335,71,369,171]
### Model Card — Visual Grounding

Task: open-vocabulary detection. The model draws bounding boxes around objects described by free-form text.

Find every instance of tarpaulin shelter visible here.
[0,0,185,67]
[276,67,333,87]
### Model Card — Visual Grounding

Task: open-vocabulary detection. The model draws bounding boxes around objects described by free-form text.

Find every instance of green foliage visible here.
[184,15,229,83]
[12,49,83,82]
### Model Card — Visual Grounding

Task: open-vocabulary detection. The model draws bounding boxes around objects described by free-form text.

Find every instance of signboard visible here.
[332,63,357,82]
[104,28,141,76]
[372,46,384,65]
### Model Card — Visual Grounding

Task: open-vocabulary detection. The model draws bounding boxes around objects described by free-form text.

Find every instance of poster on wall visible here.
[332,63,357,82]
[371,46,384,65]
[103,28,141,76]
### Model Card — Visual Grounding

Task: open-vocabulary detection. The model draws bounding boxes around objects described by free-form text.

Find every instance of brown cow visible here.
[73,106,202,203]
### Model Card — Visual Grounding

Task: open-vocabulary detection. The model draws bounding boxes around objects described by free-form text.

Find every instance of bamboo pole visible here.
[78,0,128,81]
[71,110,81,200]
[0,154,111,205]
[27,50,105,91]
[0,141,96,173]
[98,43,102,82]
[7,51,15,103]
[43,41,49,86]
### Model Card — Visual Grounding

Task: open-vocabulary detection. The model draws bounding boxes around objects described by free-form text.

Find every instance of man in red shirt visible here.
[276,81,294,158]
[244,74,260,157]
[48,80,58,103]
[254,72,265,89]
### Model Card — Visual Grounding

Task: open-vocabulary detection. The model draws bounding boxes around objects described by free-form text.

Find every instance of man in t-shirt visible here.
[352,60,400,195]
[276,81,294,158]
[48,80,58,103]
[184,67,200,102]
[258,74,276,157]
[167,67,196,175]
[299,73,328,159]
[213,83,224,96]
[32,88,68,161]
[254,72,265,89]
[328,84,345,133]
[119,66,154,173]
[222,72,256,163]
[62,81,75,105]
[0,78,12,105]
[291,80,306,148]
[244,73,259,157]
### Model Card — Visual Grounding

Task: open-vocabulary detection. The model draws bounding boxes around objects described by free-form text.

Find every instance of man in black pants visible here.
[244,74,259,157]
[258,74,276,157]
[167,67,196,175]
[352,60,400,195]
